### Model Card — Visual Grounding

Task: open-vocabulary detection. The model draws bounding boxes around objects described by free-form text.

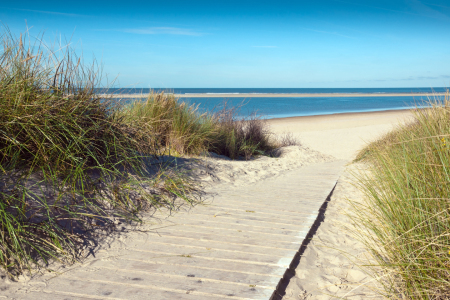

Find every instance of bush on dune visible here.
[210,104,275,160]
[353,92,450,299]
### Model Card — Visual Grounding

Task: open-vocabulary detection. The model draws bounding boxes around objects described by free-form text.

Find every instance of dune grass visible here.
[118,92,216,156]
[0,29,199,276]
[352,92,450,299]
[0,28,287,276]
[210,103,276,160]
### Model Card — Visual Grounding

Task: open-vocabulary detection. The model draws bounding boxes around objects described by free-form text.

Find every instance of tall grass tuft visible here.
[119,96,278,160]
[0,29,196,276]
[352,91,450,299]
[211,105,274,160]
[118,92,216,155]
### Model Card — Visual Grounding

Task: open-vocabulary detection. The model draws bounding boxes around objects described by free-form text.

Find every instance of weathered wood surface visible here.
[6,160,344,300]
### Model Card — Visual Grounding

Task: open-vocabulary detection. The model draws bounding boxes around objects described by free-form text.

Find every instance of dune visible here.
[0,110,412,300]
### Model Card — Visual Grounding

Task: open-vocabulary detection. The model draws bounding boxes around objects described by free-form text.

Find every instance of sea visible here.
[104,88,448,119]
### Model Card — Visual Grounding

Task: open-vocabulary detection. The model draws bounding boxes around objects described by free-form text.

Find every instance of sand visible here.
[277,163,380,300]
[268,109,413,160]
[0,110,413,299]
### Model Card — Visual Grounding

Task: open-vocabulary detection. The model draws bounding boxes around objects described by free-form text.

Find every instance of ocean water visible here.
[104,87,448,95]
[104,88,447,119]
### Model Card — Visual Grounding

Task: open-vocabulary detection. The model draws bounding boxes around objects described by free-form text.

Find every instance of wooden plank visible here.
[7,160,345,300]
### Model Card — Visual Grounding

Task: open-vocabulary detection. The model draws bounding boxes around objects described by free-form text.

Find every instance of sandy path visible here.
[267,110,413,299]
[274,163,380,300]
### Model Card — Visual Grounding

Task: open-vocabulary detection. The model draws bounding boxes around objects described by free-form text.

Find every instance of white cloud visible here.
[10,8,86,17]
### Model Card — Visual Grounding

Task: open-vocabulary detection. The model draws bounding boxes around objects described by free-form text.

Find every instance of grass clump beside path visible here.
[0,28,284,276]
[353,92,450,299]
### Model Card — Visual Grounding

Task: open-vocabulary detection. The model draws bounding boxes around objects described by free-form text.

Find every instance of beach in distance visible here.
[1,32,446,298]
[268,109,413,160]
[2,70,446,298]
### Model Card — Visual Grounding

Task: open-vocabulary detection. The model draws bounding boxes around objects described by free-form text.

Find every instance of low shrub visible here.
[118,92,216,155]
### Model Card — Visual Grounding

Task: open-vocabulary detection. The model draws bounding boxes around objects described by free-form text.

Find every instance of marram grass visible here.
[0,27,289,276]
[352,92,450,299]
[117,92,217,156]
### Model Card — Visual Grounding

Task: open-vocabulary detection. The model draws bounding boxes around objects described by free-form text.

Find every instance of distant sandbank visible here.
[103,92,446,98]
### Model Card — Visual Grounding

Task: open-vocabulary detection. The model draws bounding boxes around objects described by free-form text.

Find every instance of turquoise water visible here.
[179,96,434,119]
[109,88,446,119]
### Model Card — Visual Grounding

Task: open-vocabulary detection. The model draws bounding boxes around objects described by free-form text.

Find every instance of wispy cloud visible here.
[374,75,450,82]
[423,2,450,9]
[121,27,204,36]
[301,27,357,39]
[407,0,450,21]
[252,46,278,48]
[8,7,86,17]
[313,75,450,85]
[331,0,450,21]
[337,75,450,83]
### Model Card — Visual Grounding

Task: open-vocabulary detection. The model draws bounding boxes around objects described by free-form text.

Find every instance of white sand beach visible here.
[4,3,445,298]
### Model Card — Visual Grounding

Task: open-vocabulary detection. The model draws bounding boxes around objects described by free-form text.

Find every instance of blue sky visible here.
[1,0,450,88]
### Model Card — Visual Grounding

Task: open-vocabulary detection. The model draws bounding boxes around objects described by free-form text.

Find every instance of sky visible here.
[1,0,450,88]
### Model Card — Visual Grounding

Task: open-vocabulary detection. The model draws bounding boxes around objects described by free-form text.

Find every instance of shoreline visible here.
[103,92,446,99]
[268,107,416,121]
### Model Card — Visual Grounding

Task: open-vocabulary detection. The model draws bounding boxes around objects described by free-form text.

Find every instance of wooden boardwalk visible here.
[8,160,344,300]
